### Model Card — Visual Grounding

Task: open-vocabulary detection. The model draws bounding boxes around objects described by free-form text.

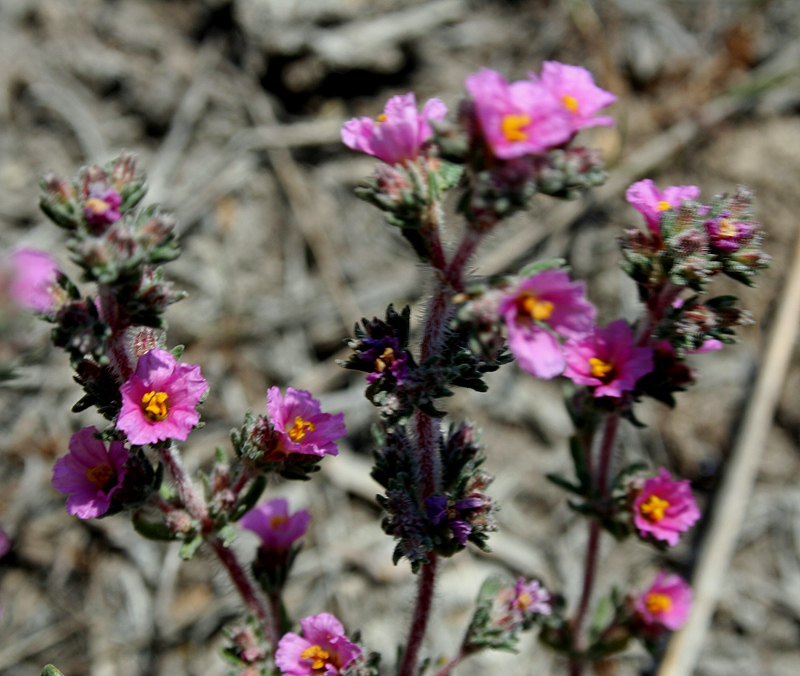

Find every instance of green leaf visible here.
[569,436,591,491]
[218,524,237,547]
[231,474,267,521]
[546,473,584,496]
[41,666,66,676]
[179,535,203,560]
[518,258,567,277]
[131,510,178,541]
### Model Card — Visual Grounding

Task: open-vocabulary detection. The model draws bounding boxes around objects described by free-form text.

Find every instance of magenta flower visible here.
[626,179,701,233]
[499,270,596,379]
[510,577,552,617]
[534,61,616,132]
[704,211,757,253]
[275,613,361,676]
[118,349,208,445]
[635,572,692,631]
[84,185,122,229]
[465,68,572,160]
[341,93,447,165]
[632,468,700,546]
[51,426,128,519]
[4,247,61,314]
[563,319,654,398]
[241,498,311,551]
[267,387,346,457]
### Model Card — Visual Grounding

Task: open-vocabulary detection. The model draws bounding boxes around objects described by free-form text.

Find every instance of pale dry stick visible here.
[656,224,800,676]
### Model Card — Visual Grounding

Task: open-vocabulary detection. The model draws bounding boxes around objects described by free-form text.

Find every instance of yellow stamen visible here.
[515,591,532,610]
[86,464,115,492]
[376,113,387,124]
[141,391,169,421]
[645,592,673,615]
[589,357,614,379]
[301,645,331,670]
[85,197,110,215]
[288,416,315,442]
[639,494,670,522]
[562,94,579,113]
[717,218,739,238]
[270,515,289,529]
[657,201,672,212]
[501,114,531,142]
[519,295,555,322]
[375,347,396,372]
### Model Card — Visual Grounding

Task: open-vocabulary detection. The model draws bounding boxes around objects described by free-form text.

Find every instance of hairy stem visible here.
[398,554,439,676]
[399,222,486,676]
[209,535,278,648]
[568,413,620,675]
[433,645,469,676]
[157,444,278,648]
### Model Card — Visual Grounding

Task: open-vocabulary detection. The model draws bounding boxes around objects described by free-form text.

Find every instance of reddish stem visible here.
[433,646,468,676]
[568,413,620,676]
[98,285,133,382]
[446,228,483,293]
[398,554,439,676]
[156,444,278,648]
[209,535,278,648]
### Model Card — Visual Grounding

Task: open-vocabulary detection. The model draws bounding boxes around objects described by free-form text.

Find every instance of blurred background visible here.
[1,0,800,674]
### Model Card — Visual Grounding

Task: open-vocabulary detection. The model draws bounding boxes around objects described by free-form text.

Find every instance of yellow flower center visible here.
[270,515,289,529]
[85,197,110,215]
[86,464,115,492]
[375,347,396,372]
[657,200,672,212]
[639,494,670,522]
[141,391,169,421]
[514,591,533,610]
[301,645,331,670]
[501,114,531,142]
[288,416,315,442]
[376,113,387,124]
[519,295,555,322]
[645,592,673,615]
[589,357,614,379]
[717,218,739,238]
[562,94,580,113]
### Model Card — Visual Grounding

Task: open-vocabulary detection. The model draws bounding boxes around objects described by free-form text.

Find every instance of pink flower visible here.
[4,247,61,314]
[534,61,616,132]
[51,426,128,519]
[465,68,572,160]
[626,179,701,233]
[118,349,208,445]
[563,319,654,397]
[632,468,700,546]
[499,270,596,379]
[341,93,447,165]
[267,387,346,457]
[241,498,311,551]
[275,613,361,676]
[84,185,122,229]
[704,211,757,253]
[635,572,692,631]
[510,577,552,617]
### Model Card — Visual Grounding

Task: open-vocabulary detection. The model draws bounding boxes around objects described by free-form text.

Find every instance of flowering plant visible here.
[18,60,768,676]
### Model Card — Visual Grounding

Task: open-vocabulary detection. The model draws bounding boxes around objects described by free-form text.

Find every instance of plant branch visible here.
[156,444,278,649]
[398,554,439,676]
[568,412,620,675]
